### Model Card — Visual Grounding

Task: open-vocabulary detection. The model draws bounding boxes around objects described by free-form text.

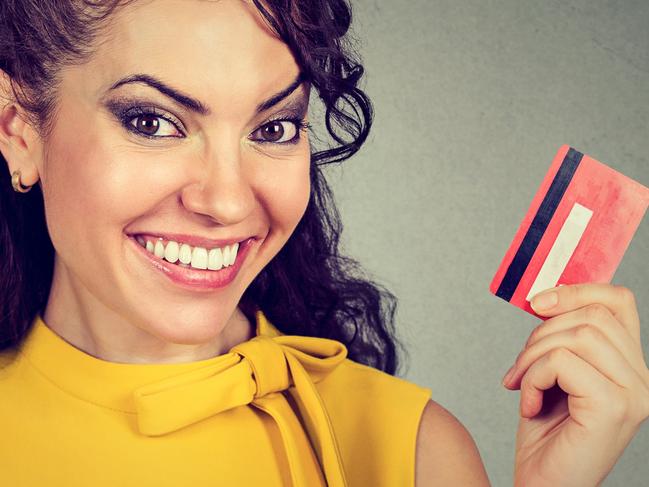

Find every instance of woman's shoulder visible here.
[315,358,490,486]
[313,357,433,485]
[414,398,491,486]
[318,357,432,443]
[321,357,432,407]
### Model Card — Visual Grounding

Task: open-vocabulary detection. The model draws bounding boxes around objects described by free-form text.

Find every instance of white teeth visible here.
[190,247,208,269]
[231,242,239,265]
[154,240,165,259]
[207,247,224,270]
[164,241,179,263]
[178,243,192,264]
[138,237,241,270]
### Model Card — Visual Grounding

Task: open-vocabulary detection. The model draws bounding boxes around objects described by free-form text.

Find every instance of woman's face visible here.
[26,0,311,360]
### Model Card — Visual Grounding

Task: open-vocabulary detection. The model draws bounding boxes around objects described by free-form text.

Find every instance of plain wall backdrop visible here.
[319,1,649,485]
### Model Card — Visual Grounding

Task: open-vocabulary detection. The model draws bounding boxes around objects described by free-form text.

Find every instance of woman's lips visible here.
[127,234,255,291]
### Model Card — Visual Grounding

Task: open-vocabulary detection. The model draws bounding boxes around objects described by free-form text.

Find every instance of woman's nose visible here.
[179,146,256,226]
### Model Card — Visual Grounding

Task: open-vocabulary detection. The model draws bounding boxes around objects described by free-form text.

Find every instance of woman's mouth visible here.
[125,233,256,291]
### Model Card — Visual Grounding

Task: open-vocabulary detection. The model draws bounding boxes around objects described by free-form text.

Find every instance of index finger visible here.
[530,283,640,340]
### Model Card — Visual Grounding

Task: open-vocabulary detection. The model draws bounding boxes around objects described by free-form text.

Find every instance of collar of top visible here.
[20,309,350,487]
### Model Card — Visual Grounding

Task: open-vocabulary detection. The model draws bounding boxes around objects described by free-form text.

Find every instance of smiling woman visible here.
[0,0,493,486]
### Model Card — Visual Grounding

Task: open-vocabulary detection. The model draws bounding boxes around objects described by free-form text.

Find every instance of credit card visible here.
[490,145,649,318]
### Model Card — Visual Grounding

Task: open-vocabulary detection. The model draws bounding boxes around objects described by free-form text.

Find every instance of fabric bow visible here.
[133,311,349,487]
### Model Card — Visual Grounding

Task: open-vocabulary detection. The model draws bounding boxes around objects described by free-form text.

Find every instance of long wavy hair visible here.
[0,0,409,375]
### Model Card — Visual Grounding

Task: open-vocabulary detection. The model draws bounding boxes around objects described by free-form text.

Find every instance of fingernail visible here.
[502,365,516,386]
[531,291,558,312]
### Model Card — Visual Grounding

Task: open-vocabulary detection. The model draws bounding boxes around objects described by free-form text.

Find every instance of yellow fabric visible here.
[0,310,432,486]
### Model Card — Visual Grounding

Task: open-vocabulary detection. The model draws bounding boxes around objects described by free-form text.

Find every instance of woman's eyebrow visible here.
[104,71,306,116]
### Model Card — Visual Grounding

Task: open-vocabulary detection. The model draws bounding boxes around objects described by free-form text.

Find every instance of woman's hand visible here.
[502,283,649,487]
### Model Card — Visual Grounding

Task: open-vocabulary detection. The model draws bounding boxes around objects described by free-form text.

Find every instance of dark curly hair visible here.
[0,0,409,375]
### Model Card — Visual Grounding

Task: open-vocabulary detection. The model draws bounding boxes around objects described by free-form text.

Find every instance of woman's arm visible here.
[415,399,491,486]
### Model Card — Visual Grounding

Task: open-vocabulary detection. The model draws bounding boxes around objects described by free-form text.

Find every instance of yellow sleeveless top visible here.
[0,310,431,486]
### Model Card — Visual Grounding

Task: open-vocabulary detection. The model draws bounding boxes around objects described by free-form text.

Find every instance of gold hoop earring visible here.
[11,169,34,193]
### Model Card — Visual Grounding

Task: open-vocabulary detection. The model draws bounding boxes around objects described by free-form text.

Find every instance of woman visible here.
[0,0,647,485]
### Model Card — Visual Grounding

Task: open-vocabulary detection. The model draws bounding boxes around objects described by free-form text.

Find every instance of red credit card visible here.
[490,145,649,318]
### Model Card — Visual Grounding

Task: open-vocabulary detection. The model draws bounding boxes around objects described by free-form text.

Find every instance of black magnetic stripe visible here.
[496,147,583,301]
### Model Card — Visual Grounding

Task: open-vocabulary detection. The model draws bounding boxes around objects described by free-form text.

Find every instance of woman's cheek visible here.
[41,135,106,248]
[259,154,311,232]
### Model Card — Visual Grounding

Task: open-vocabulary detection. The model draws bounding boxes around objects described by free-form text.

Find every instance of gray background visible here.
[319,1,649,485]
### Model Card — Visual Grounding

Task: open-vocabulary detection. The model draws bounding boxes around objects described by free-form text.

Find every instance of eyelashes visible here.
[107,101,311,146]
[250,115,311,145]
[115,105,183,139]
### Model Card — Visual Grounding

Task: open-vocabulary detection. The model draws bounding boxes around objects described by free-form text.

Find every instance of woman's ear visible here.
[0,69,42,189]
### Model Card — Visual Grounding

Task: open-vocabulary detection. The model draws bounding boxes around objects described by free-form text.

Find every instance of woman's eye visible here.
[128,113,182,138]
[116,106,308,144]
[252,120,301,145]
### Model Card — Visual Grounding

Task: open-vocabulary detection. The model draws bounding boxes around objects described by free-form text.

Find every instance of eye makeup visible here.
[101,95,311,145]
[104,98,186,139]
